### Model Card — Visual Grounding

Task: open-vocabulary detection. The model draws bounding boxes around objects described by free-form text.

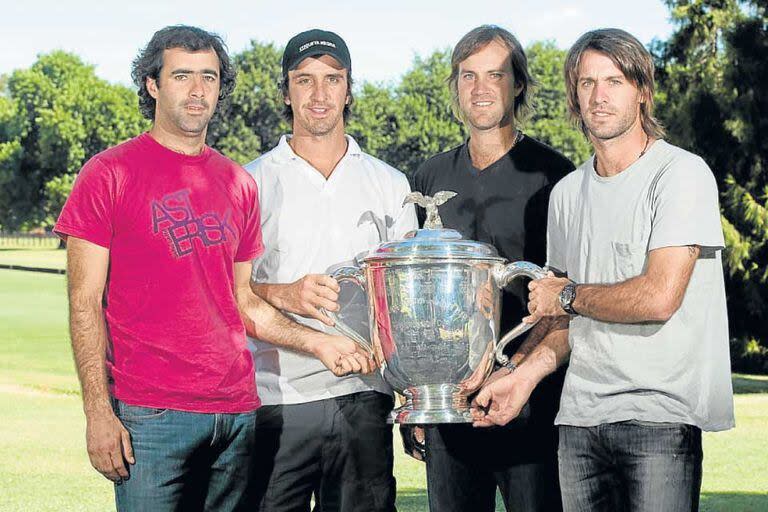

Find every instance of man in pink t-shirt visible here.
[55,25,373,512]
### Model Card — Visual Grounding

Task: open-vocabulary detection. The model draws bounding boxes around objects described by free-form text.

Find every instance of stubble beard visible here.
[168,101,214,136]
[465,107,512,133]
[585,105,640,142]
[297,109,344,137]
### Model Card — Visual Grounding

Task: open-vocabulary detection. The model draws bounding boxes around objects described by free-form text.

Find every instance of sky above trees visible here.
[0,0,674,86]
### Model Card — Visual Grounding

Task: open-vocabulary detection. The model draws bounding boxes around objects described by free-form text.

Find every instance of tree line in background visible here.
[0,0,765,370]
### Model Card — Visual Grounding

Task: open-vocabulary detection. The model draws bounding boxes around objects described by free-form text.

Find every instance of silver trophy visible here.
[326,191,546,424]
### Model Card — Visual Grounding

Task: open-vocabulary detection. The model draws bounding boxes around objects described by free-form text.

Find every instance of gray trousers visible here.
[252,391,396,512]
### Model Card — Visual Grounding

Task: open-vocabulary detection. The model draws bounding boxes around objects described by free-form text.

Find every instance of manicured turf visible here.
[0,248,66,270]
[1,269,766,511]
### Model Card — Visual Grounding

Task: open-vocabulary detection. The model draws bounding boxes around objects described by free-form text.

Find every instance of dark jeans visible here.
[252,391,396,512]
[558,421,703,512]
[112,399,256,512]
[425,417,562,512]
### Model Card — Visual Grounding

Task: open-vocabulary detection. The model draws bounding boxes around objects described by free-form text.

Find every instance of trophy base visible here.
[389,384,475,424]
[390,406,473,424]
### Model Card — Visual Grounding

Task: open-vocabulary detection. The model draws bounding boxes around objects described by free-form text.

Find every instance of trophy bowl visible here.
[327,192,546,424]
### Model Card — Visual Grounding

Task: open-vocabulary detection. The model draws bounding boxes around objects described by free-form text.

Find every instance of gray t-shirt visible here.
[547,140,734,431]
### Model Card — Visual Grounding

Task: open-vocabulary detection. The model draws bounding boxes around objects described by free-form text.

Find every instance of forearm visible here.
[573,275,669,323]
[514,316,570,385]
[569,245,699,323]
[69,294,111,416]
[250,282,289,311]
[507,316,557,367]
[237,287,324,355]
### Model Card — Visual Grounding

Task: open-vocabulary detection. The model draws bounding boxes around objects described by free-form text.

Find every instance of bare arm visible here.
[251,275,340,327]
[526,245,700,324]
[66,236,133,481]
[506,314,561,368]
[235,263,373,375]
[472,315,570,427]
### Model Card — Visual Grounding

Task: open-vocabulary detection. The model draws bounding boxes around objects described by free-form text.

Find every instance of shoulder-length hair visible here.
[564,28,665,139]
[448,25,535,125]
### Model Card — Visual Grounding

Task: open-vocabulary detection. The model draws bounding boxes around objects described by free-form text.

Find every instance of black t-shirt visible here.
[412,135,574,334]
[412,135,574,458]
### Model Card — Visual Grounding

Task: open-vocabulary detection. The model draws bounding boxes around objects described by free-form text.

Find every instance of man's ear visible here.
[146,76,159,100]
[513,81,523,98]
[639,85,651,105]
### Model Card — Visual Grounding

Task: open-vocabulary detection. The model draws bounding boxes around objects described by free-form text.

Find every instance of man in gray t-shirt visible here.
[471,29,734,512]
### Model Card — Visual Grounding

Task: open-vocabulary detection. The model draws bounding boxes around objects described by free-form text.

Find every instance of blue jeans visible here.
[558,421,703,512]
[112,399,257,512]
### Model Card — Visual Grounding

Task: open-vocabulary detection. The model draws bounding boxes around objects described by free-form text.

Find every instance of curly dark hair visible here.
[131,25,236,120]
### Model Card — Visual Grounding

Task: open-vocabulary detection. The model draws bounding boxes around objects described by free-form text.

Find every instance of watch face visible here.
[559,284,576,312]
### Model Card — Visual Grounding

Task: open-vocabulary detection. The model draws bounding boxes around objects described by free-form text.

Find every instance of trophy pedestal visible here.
[390,384,474,424]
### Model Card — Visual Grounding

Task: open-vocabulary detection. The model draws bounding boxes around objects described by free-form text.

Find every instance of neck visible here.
[149,122,207,156]
[289,124,348,179]
[468,122,519,170]
[591,122,652,177]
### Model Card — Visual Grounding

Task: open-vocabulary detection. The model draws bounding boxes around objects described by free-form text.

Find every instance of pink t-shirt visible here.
[55,133,264,413]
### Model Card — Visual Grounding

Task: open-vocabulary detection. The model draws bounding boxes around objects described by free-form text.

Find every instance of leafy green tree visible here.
[655,0,768,351]
[346,83,399,164]
[207,41,288,164]
[348,50,465,176]
[525,41,591,165]
[0,51,148,229]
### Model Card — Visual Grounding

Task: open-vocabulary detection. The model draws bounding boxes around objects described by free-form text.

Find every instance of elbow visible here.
[649,296,683,322]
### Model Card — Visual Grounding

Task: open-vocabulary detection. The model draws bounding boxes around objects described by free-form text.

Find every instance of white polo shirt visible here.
[245,135,418,405]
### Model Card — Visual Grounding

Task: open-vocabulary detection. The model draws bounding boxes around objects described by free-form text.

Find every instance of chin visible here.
[587,125,622,140]
[469,114,503,130]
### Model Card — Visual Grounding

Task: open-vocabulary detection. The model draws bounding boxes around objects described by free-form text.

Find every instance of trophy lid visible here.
[364,227,504,261]
[363,190,504,262]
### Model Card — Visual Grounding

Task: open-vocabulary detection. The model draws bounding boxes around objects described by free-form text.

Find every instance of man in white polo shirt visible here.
[245,29,417,512]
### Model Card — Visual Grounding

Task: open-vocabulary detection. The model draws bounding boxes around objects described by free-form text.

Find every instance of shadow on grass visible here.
[701,492,768,512]
[732,374,768,394]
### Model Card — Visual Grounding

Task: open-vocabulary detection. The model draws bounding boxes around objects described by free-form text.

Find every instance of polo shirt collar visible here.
[271,134,362,164]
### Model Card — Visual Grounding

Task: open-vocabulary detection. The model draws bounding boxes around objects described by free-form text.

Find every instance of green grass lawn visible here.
[0,248,66,271]
[1,268,766,511]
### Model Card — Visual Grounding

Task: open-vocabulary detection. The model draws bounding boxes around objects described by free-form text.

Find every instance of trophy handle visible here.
[323,266,375,357]
[492,261,548,366]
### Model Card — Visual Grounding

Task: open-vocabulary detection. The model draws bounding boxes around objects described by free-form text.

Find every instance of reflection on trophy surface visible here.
[326,191,547,424]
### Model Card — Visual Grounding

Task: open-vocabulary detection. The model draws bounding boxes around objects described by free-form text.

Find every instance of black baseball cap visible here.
[282,29,351,76]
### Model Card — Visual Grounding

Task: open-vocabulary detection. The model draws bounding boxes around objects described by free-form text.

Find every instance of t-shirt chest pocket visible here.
[611,241,648,280]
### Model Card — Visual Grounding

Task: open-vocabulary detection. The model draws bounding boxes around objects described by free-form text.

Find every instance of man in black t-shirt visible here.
[407,25,574,512]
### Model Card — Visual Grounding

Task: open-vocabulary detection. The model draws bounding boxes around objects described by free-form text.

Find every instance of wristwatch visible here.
[559,282,578,315]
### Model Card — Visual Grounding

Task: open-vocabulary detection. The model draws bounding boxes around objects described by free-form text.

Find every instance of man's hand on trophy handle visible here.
[523,273,568,323]
[312,334,376,376]
[285,274,340,326]
[347,350,377,375]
